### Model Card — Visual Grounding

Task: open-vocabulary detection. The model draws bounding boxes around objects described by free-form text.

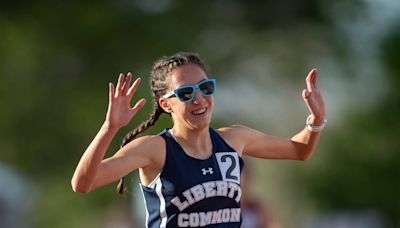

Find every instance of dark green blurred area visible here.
[0,0,399,227]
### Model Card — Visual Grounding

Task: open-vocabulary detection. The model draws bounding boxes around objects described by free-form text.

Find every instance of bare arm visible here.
[289,115,324,160]
[219,69,326,160]
[228,123,322,161]
[71,72,147,193]
[71,122,118,193]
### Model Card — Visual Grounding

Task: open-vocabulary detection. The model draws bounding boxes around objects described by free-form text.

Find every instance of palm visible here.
[302,69,326,120]
[106,72,146,129]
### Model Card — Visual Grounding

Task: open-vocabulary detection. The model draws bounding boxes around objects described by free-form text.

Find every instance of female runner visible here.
[71,52,326,227]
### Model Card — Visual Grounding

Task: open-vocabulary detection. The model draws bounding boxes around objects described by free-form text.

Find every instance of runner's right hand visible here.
[105,72,146,130]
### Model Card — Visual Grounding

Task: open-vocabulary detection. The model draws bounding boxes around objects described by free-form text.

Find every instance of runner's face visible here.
[164,64,214,130]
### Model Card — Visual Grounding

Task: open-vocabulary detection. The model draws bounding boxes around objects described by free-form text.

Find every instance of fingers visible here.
[302,89,310,100]
[114,72,140,98]
[109,82,115,101]
[115,73,124,97]
[127,77,141,98]
[130,98,147,115]
[122,72,132,94]
[305,68,318,92]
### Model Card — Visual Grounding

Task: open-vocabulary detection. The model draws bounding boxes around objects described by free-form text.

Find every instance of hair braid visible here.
[116,101,164,194]
[120,102,163,148]
[116,52,208,194]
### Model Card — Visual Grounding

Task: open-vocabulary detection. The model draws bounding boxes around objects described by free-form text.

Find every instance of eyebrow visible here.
[173,78,208,88]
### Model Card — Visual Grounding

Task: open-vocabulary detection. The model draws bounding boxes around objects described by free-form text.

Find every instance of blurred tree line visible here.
[301,31,400,227]
[0,0,399,227]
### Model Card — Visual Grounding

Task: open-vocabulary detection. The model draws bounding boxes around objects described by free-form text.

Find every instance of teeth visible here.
[192,108,207,115]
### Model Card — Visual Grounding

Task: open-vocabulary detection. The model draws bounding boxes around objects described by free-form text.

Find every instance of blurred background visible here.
[1,0,399,227]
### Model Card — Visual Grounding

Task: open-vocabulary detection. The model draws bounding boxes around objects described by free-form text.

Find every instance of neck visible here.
[171,125,212,159]
[172,125,209,139]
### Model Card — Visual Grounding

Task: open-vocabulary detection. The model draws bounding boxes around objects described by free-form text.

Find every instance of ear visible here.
[159,98,173,114]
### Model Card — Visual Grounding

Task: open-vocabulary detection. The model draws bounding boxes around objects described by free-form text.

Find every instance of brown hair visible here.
[116,52,209,194]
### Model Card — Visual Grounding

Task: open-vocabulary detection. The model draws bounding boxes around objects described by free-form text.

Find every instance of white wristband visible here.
[306,114,327,132]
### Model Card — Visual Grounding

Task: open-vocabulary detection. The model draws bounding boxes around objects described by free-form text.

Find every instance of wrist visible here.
[306,114,327,132]
[307,114,326,125]
[102,121,120,133]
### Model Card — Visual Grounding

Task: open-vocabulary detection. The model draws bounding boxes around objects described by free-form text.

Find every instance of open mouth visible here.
[191,107,207,116]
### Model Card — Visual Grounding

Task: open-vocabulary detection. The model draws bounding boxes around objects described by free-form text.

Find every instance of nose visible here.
[192,89,206,104]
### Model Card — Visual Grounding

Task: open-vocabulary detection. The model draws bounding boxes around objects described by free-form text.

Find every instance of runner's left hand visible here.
[302,69,326,124]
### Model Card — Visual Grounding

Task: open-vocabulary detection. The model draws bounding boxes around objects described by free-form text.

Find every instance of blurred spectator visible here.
[0,163,35,228]
[104,203,139,228]
[241,164,281,228]
[306,210,386,228]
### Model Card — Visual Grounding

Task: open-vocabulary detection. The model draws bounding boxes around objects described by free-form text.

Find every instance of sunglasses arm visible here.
[163,91,175,99]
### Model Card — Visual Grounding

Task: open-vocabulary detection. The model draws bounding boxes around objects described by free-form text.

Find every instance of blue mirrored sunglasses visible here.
[163,79,216,103]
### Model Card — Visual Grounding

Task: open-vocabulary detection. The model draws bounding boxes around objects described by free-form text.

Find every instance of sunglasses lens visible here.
[199,80,215,96]
[176,87,194,102]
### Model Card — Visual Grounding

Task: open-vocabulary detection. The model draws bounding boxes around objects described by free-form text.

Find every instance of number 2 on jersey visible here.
[215,152,240,184]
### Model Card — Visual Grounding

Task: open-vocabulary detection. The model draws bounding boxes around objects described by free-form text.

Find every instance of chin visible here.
[187,119,211,131]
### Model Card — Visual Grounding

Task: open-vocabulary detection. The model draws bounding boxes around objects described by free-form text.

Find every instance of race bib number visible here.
[215,152,240,184]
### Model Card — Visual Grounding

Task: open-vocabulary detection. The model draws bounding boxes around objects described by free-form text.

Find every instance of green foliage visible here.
[1,1,399,227]
[300,32,400,226]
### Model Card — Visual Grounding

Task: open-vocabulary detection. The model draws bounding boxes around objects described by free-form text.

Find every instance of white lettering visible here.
[202,181,216,198]
[235,186,242,203]
[190,184,205,202]
[178,208,241,227]
[230,208,241,222]
[171,196,189,212]
[182,189,195,205]
[171,181,242,211]
[216,181,228,196]
[178,213,189,227]
[211,209,222,224]
[222,208,230,222]
[189,213,199,226]
[228,182,238,198]
[199,212,212,226]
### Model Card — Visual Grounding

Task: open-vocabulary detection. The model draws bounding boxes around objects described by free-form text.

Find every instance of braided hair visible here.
[117,52,209,194]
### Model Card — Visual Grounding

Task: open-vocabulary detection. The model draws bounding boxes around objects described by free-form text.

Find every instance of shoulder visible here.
[129,134,165,145]
[122,134,166,165]
[120,134,167,185]
[216,124,254,139]
[125,134,165,149]
[215,125,253,156]
[216,124,252,133]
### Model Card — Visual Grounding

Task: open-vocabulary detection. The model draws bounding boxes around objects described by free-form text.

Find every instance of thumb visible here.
[130,98,147,115]
[302,89,310,100]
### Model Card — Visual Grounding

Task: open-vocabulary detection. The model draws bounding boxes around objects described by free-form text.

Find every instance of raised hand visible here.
[302,69,326,124]
[105,72,146,129]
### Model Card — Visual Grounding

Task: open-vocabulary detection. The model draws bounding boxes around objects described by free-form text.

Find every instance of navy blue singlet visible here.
[140,128,244,228]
